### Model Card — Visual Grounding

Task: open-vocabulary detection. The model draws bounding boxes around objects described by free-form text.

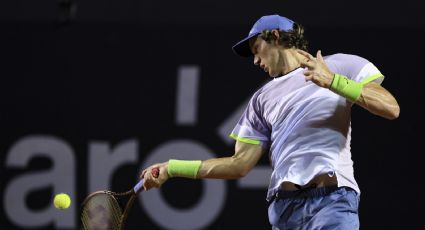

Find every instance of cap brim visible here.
[232,33,259,57]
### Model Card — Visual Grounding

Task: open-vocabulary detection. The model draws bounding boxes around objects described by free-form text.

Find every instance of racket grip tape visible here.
[133,179,145,193]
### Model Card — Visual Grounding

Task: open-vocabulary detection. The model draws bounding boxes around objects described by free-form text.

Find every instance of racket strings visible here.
[81,193,123,230]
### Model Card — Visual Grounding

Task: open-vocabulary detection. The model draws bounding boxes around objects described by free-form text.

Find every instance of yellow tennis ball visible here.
[53,193,71,210]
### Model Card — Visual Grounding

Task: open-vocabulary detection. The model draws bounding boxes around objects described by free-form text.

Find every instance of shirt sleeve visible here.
[229,92,271,147]
[332,54,385,85]
[355,62,384,85]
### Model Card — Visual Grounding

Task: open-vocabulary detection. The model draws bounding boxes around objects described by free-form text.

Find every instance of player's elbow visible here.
[231,159,252,178]
[237,167,251,178]
[392,105,400,119]
[386,104,400,120]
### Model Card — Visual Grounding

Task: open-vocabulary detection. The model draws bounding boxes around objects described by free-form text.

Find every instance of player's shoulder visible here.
[324,53,372,71]
[324,53,369,62]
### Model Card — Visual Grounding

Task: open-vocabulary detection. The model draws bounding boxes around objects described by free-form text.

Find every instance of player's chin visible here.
[269,71,279,78]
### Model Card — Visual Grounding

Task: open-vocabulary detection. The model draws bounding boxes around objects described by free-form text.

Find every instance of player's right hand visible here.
[140,162,169,190]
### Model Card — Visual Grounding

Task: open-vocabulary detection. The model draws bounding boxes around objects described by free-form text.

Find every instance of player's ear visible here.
[271,29,280,45]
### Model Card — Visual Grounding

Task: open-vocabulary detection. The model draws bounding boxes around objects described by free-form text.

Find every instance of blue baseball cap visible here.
[232,14,295,57]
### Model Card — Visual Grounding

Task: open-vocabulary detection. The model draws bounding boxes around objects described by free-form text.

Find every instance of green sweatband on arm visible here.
[167,159,202,179]
[330,74,364,102]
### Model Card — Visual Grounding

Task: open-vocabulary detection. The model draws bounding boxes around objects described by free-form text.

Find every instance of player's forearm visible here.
[197,142,265,179]
[166,142,265,180]
[165,156,252,180]
[355,82,400,120]
[197,156,252,179]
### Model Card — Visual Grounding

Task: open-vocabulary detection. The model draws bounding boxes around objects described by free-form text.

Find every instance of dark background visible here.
[1,0,424,229]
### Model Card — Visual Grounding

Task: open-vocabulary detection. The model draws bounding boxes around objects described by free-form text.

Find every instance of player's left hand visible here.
[297,49,335,88]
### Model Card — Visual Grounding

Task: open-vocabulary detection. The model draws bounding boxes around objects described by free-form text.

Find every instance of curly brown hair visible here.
[259,23,308,51]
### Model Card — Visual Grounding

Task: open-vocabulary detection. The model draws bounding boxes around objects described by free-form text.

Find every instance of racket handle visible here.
[133,179,145,193]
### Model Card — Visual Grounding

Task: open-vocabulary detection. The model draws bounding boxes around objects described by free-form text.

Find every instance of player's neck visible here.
[280,49,302,75]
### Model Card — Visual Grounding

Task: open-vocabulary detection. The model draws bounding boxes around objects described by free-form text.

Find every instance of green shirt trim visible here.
[229,133,261,145]
[360,73,384,85]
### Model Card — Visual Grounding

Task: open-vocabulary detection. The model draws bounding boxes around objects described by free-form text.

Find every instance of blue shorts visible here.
[268,186,359,230]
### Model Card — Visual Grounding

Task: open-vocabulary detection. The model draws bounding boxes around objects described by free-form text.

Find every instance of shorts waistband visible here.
[275,185,341,200]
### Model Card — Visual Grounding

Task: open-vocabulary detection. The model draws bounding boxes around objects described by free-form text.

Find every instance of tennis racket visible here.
[80,167,159,230]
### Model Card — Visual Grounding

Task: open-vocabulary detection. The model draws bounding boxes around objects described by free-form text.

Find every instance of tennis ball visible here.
[53,193,71,210]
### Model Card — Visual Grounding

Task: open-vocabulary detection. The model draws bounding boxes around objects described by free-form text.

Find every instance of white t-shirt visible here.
[230,53,384,201]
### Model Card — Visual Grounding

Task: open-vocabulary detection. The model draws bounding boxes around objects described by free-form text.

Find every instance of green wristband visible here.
[330,74,363,102]
[167,159,202,179]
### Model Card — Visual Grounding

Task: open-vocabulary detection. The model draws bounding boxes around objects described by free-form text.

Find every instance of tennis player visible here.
[141,14,400,229]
